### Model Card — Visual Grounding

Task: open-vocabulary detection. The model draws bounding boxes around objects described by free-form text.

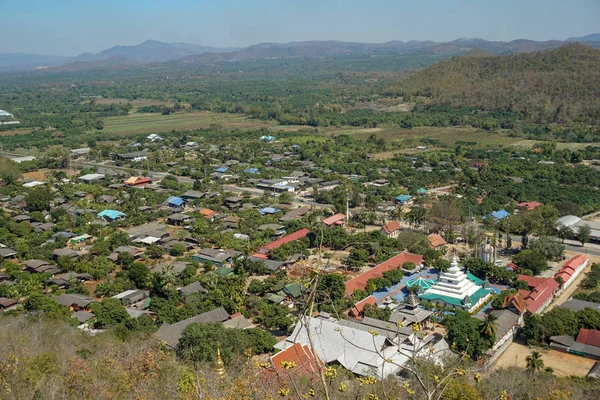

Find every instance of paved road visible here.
[508,235,600,257]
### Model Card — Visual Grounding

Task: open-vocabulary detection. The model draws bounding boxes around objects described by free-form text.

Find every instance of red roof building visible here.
[270,342,322,380]
[516,201,543,211]
[259,228,311,255]
[576,328,600,348]
[345,251,424,296]
[381,221,401,238]
[505,262,519,271]
[517,274,559,314]
[348,296,378,319]
[322,213,346,227]
[502,292,527,314]
[124,176,152,187]
[555,254,589,290]
[427,233,447,249]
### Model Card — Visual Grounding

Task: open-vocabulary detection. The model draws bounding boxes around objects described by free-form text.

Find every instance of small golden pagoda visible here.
[214,343,226,377]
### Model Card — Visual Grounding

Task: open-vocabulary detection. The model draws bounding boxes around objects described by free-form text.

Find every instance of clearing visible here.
[493,342,595,377]
[90,111,276,135]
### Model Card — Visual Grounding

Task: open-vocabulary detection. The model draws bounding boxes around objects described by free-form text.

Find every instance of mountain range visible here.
[1,35,599,73]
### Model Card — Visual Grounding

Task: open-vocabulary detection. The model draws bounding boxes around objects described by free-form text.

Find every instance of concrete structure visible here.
[420,255,492,313]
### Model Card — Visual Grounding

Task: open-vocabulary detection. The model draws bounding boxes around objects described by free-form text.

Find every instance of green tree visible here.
[512,250,547,275]
[26,187,53,212]
[90,298,130,328]
[526,350,544,374]
[576,308,600,330]
[170,243,187,256]
[577,224,592,247]
[0,156,22,183]
[126,262,150,289]
[479,312,498,338]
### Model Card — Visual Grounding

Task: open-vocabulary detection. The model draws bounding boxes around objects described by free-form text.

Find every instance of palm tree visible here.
[479,313,498,338]
[526,350,544,374]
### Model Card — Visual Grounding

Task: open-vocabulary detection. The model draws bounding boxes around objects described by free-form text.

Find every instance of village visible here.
[1,129,600,387]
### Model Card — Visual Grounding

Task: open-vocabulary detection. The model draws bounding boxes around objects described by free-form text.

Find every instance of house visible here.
[155,307,231,349]
[117,150,148,162]
[178,281,208,296]
[516,274,559,314]
[427,233,447,249]
[78,173,105,183]
[348,295,378,319]
[555,254,589,291]
[484,210,510,220]
[489,309,522,352]
[72,311,95,324]
[381,221,401,238]
[147,134,163,142]
[258,224,286,236]
[192,248,243,267]
[369,179,390,187]
[55,294,95,311]
[258,207,281,216]
[279,206,310,222]
[345,251,424,296]
[167,213,193,226]
[124,176,152,187]
[258,228,311,255]
[556,215,600,243]
[270,342,322,380]
[469,161,487,169]
[516,201,543,212]
[166,196,186,208]
[49,272,91,289]
[100,195,116,204]
[53,248,81,259]
[395,195,413,205]
[0,297,18,312]
[97,209,126,222]
[322,213,346,227]
[199,208,217,219]
[0,248,17,260]
[108,246,145,262]
[501,292,528,315]
[550,328,600,359]
[224,196,243,209]
[244,168,260,174]
[112,290,149,306]
[151,261,190,277]
[24,260,60,275]
[181,190,204,202]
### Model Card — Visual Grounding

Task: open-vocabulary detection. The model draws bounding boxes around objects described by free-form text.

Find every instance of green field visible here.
[91,112,276,135]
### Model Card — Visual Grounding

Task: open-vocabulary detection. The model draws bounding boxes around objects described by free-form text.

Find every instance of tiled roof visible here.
[260,228,310,252]
[554,254,589,284]
[348,296,378,318]
[517,274,558,314]
[516,201,543,211]
[270,342,322,379]
[345,251,423,296]
[427,234,447,248]
[576,329,600,348]
[502,292,527,314]
[322,213,345,226]
[382,221,401,234]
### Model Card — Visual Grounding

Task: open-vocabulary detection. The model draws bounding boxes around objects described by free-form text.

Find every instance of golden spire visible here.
[214,343,226,377]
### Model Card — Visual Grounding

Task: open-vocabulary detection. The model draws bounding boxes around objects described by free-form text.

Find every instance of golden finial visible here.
[214,343,226,377]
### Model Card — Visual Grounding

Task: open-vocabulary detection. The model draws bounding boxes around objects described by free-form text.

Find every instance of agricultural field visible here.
[89,111,277,135]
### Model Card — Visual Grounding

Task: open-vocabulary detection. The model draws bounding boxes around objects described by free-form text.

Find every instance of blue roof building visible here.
[97,210,126,221]
[215,167,229,173]
[260,135,275,142]
[167,196,185,207]
[396,194,413,204]
[244,168,259,174]
[259,207,281,215]
[417,188,428,194]
[484,210,509,220]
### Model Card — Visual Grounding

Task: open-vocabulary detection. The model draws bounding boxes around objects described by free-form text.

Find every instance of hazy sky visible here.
[1,0,599,55]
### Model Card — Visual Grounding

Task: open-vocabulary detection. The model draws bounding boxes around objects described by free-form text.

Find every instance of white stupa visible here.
[419,254,492,312]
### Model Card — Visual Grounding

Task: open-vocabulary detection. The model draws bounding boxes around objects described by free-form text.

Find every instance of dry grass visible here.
[493,342,596,377]
[90,111,276,135]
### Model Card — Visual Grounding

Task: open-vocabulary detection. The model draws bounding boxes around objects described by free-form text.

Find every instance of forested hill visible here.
[389,44,600,124]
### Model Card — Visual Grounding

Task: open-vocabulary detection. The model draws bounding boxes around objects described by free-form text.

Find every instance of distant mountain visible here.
[0,53,72,72]
[388,43,600,124]
[73,40,237,64]
[48,56,140,73]
[567,33,600,42]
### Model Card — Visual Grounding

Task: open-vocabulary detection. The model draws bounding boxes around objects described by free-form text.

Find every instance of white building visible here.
[420,255,492,313]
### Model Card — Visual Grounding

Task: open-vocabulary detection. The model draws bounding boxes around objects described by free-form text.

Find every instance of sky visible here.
[1,0,599,56]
